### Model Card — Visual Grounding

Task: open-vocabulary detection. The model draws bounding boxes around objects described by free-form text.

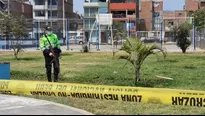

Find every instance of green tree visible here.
[186,8,205,31]
[171,22,192,53]
[112,21,126,47]
[186,8,205,45]
[111,21,127,58]
[0,14,26,59]
[118,37,166,85]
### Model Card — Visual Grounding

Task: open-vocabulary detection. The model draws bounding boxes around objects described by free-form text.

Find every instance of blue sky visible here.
[74,0,185,14]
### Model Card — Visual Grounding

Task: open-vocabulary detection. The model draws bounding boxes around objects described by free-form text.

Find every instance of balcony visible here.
[110,0,136,3]
[83,3,99,7]
[48,5,58,10]
[33,5,47,10]
[99,2,108,7]
[110,3,136,10]
[33,16,47,20]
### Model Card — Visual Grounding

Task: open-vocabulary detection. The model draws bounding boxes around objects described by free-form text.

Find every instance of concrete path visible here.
[0,94,93,115]
[1,44,205,53]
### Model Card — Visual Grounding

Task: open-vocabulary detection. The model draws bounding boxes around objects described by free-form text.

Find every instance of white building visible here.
[32,0,58,20]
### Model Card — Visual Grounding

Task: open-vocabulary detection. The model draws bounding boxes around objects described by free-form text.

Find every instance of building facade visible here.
[108,0,163,32]
[32,0,74,39]
[84,0,109,44]
[185,0,205,11]
[139,0,163,31]
[185,0,200,11]
[0,0,32,18]
[109,0,137,35]
[32,0,73,20]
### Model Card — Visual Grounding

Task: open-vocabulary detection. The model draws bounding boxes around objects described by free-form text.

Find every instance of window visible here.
[168,22,174,26]
[48,11,57,18]
[84,20,89,29]
[127,0,136,3]
[99,8,108,14]
[90,0,99,2]
[84,8,89,16]
[90,20,95,28]
[110,0,126,3]
[90,8,98,16]
[154,24,160,30]
[99,0,106,2]
[48,0,57,5]
[153,12,160,17]
[35,0,45,5]
[128,11,135,15]
[178,13,182,16]
[201,2,205,7]
[112,11,126,18]
[35,11,45,17]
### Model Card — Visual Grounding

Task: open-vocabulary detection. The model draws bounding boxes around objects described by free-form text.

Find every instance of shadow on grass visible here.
[190,55,205,60]
[17,57,42,61]
[183,65,197,69]
[61,53,73,57]
[136,78,173,88]
[11,70,45,81]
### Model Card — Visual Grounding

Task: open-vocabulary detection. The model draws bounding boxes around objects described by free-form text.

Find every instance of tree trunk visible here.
[14,51,18,60]
[182,48,186,53]
[135,67,140,85]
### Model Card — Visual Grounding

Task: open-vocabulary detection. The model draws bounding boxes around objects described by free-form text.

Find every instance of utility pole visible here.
[50,0,52,27]
[8,0,10,15]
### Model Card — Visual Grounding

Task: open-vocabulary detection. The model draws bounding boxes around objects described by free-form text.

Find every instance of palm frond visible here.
[119,37,167,68]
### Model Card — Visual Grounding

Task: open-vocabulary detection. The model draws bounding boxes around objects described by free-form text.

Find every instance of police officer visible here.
[40,25,62,82]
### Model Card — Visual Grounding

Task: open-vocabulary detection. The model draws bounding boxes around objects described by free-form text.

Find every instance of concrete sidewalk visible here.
[0,94,94,115]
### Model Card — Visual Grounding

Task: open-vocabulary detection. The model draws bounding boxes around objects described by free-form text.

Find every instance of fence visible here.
[0,17,199,51]
[194,29,205,49]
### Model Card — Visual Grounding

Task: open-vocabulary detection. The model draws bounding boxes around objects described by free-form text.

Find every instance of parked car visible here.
[69,36,85,45]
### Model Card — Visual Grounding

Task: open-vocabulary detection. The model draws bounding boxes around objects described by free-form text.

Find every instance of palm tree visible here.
[118,37,167,85]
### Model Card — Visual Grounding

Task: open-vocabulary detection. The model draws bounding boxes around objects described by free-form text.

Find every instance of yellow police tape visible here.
[0,80,205,107]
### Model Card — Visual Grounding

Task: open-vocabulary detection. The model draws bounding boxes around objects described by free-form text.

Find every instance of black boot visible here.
[54,74,58,82]
[47,73,52,82]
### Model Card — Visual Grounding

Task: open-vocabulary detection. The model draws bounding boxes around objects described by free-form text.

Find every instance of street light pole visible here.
[63,0,65,38]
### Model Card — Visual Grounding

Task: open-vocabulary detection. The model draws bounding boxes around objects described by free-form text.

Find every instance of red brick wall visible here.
[163,12,175,18]
[175,10,186,17]
[110,3,136,10]
[140,1,153,31]
[10,1,33,18]
[185,0,199,11]
[58,0,73,18]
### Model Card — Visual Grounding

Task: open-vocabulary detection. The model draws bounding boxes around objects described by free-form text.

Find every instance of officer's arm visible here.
[54,34,60,49]
[40,36,46,51]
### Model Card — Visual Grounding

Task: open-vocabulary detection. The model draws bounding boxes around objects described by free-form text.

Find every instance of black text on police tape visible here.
[70,92,142,102]
[35,84,67,91]
[35,84,53,91]
[0,81,9,89]
[30,91,142,102]
[70,86,138,93]
[0,90,12,94]
[172,96,205,107]
[30,91,70,97]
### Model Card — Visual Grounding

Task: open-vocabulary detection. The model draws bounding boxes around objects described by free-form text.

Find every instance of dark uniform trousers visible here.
[43,49,60,82]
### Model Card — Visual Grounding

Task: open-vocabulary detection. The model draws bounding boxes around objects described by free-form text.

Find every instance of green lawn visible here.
[0,51,205,115]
